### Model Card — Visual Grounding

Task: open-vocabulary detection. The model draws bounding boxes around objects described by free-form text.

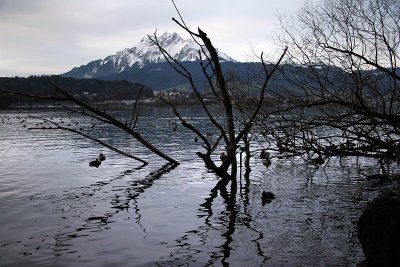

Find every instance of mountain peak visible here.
[158,32,182,43]
[64,32,235,79]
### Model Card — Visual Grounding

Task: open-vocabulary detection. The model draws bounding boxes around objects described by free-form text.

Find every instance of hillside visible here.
[0,76,153,107]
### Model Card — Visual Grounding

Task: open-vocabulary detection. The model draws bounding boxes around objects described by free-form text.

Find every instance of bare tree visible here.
[1,2,287,185]
[257,0,400,175]
[149,2,287,187]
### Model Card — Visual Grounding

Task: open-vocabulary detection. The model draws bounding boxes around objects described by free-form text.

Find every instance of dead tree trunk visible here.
[149,6,287,187]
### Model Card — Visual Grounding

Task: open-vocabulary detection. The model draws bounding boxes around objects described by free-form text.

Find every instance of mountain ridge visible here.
[63,32,235,83]
[63,32,392,93]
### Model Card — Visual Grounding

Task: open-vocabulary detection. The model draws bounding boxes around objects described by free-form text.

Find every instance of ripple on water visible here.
[1,109,399,266]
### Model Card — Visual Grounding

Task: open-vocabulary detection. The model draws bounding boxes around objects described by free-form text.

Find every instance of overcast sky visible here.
[0,0,305,77]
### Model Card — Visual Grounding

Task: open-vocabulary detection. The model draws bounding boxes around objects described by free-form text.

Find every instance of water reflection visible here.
[1,109,400,266]
[49,163,177,256]
[160,159,398,266]
[157,172,269,266]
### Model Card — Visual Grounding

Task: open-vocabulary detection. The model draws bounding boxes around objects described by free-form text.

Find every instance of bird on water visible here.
[89,158,101,168]
[99,153,106,162]
[262,191,275,205]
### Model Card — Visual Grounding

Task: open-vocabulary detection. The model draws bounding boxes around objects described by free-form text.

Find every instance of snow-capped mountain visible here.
[64,32,235,79]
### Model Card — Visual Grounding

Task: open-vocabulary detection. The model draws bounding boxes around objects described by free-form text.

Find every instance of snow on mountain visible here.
[65,32,235,79]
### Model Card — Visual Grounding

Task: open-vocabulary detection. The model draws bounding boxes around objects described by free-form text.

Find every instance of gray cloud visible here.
[0,0,303,77]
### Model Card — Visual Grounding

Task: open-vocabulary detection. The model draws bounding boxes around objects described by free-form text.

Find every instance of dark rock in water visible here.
[357,190,400,267]
[262,191,275,205]
[356,259,368,267]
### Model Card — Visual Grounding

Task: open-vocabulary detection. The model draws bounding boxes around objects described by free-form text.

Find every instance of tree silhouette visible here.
[149,1,287,187]
[259,0,400,174]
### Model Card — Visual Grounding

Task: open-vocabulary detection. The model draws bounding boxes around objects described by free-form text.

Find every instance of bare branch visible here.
[29,116,148,165]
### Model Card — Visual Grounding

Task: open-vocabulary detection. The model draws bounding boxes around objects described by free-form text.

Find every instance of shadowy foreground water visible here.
[1,108,399,266]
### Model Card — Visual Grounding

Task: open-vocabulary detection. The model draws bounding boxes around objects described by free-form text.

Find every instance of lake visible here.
[1,106,398,266]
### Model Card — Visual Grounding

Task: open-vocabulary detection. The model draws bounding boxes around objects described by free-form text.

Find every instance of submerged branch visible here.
[51,82,179,165]
[29,116,148,165]
[2,83,179,165]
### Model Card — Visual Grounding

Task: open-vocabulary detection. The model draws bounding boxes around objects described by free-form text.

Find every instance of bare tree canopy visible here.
[148,2,287,186]
[259,0,400,174]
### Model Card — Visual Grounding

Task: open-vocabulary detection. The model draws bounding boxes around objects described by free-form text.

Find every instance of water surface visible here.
[1,107,398,266]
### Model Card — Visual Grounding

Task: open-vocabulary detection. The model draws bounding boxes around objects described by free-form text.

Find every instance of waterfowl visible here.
[89,158,101,167]
[262,158,272,167]
[260,149,270,159]
[99,153,106,161]
[277,141,285,152]
[220,152,227,161]
[169,121,177,131]
[262,191,275,205]
[310,155,324,165]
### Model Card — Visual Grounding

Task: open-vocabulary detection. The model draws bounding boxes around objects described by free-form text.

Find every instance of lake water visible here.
[1,106,399,266]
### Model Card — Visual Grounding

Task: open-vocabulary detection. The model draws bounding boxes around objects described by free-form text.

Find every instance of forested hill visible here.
[0,75,153,100]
